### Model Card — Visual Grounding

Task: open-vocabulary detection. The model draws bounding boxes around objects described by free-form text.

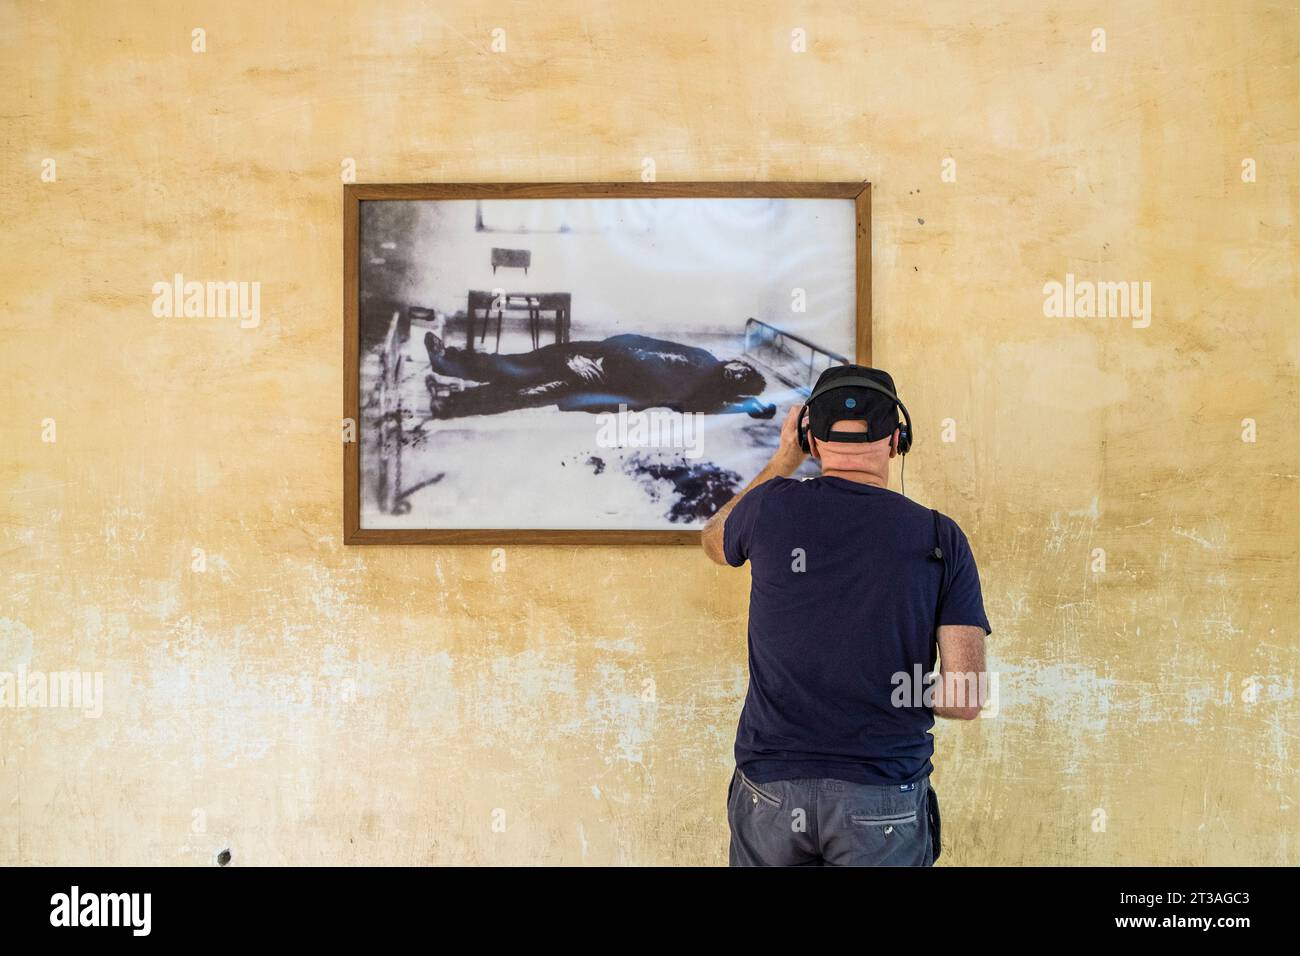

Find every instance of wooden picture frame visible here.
[344,181,872,545]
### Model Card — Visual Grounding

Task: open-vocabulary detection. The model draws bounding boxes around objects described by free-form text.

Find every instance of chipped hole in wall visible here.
[217,848,232,867]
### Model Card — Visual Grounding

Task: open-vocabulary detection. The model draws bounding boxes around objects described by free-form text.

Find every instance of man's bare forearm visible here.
[930,665,987,720]
[701,457,795,560]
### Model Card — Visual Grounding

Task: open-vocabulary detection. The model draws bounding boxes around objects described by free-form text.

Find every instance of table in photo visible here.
[465,290,572,352]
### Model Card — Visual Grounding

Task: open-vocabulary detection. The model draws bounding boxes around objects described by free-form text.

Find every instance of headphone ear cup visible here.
[797,406,810,452]
[898,425,911,454]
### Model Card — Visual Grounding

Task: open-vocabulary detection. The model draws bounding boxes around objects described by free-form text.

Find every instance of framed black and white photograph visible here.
[344,182,871,544]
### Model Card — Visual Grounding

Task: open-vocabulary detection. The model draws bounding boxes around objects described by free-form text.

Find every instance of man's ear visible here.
[888,427,900,459]
[808,434,821,461]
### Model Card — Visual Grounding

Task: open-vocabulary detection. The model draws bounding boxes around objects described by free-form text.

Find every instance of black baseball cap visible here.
[806,365,902,443]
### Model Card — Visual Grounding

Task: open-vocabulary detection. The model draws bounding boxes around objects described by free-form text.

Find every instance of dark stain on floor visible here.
[626,455,741,523]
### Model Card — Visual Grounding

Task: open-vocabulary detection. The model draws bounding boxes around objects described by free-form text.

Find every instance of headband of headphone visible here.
[798,376,914,454]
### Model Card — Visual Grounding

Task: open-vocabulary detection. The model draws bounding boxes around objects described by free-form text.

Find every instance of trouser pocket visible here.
[848,810,918,828]
[737,768,782,807]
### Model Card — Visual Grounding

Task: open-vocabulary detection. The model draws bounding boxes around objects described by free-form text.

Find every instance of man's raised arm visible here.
[701,406,806,565]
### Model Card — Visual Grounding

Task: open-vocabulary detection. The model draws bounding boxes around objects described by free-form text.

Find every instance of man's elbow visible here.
[933,678,986,719]
[699,527,729,565]
[934,704,983,720]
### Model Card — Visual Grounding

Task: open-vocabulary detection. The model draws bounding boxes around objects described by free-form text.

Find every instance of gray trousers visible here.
[727,766,939,866]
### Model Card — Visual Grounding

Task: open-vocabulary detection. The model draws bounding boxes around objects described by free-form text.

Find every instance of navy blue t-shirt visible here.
[724,475,992,786]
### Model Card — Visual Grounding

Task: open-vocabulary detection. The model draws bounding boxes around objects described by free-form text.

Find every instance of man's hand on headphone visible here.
[769,405,808,476]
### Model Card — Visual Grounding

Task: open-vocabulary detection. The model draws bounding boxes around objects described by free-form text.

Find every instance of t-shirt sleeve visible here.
[722,479,773,567]
[938,519,992,635]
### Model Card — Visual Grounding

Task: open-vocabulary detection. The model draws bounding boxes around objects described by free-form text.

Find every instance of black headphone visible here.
[795,376,942,594]
[797,376,913,454]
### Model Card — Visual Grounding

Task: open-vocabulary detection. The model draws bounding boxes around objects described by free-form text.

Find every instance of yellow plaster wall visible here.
[1,0,1296,865]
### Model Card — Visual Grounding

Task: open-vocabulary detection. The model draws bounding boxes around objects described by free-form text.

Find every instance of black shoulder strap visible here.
[931,509,951,607]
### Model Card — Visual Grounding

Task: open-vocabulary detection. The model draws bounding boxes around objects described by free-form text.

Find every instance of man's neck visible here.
[821,467,888,488]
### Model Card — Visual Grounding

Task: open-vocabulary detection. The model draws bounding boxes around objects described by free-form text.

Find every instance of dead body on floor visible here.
[423,327,777,420]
